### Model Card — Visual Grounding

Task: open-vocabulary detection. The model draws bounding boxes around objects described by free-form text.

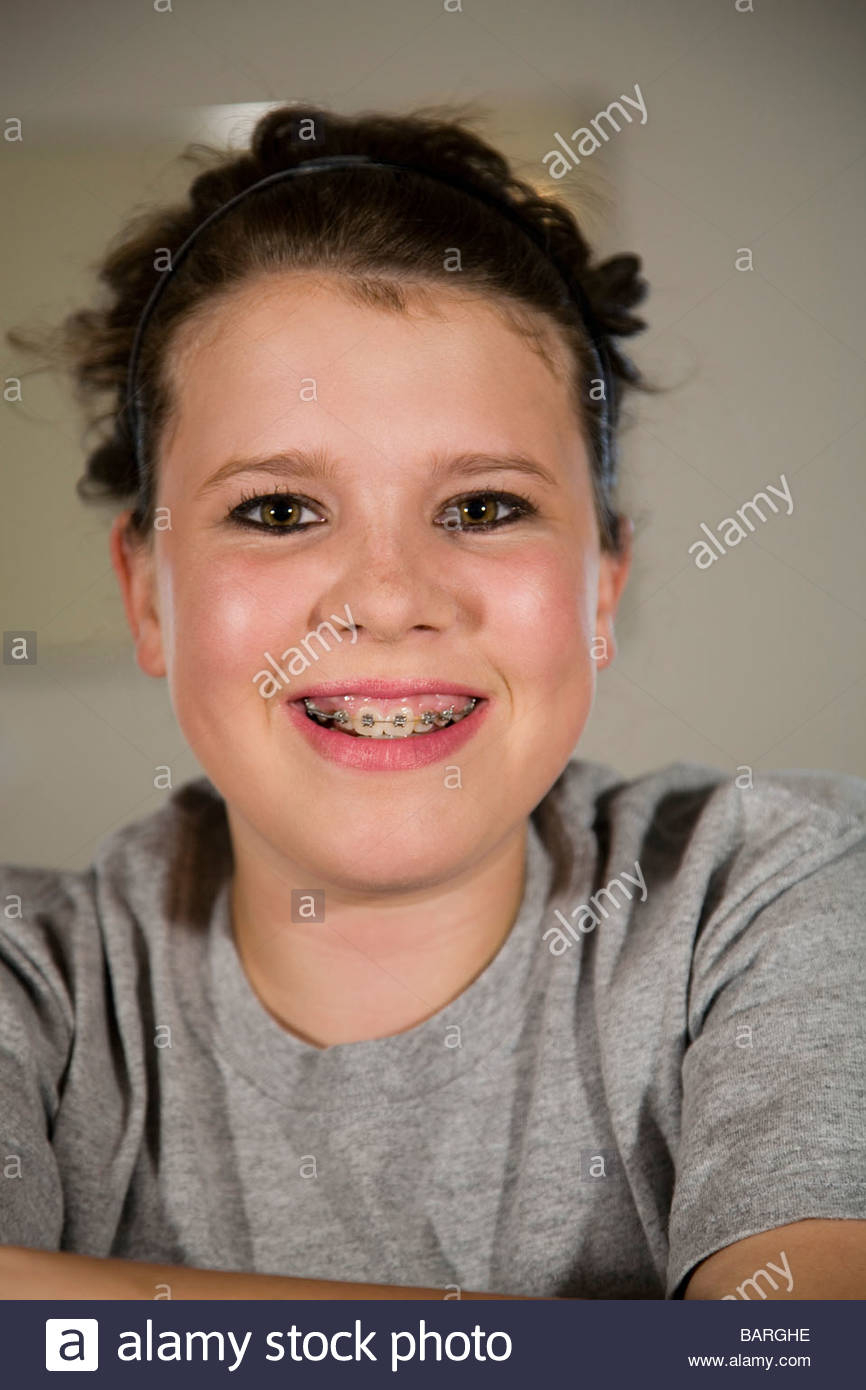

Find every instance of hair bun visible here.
[77,433,138,504]
[582,253,649,339]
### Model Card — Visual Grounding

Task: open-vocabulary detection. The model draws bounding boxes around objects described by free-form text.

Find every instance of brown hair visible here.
[7,101,656,550]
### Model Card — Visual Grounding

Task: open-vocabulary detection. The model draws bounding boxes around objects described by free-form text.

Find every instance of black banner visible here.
[4,1298,857,1386]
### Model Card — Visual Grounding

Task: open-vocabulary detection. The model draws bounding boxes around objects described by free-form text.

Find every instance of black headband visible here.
[124,152,615,496]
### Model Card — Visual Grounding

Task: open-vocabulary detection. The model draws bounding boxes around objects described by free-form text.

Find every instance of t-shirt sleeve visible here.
[0,874,74,1250]
[665,779,866,1299]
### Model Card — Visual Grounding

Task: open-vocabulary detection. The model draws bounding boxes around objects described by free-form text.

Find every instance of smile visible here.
[284,688,491,771]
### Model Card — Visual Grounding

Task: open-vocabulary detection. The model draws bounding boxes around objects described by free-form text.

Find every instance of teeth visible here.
[303,697,477,738]
[351,704,416,738]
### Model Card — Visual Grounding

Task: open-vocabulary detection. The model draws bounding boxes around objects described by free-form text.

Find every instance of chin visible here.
[301,833,482,896]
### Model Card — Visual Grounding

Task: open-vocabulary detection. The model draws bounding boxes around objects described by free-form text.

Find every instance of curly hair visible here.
[7,100,656,551]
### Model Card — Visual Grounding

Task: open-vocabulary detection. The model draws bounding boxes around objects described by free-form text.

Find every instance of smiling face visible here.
[111,271,631,892]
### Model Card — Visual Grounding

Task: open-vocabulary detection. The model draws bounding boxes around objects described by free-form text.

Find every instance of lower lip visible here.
[285,698,491,771]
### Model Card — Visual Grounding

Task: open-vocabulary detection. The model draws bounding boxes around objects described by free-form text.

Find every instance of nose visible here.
[309,519,460,644]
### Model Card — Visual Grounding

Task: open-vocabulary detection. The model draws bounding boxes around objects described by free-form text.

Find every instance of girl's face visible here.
[112,273,631,891]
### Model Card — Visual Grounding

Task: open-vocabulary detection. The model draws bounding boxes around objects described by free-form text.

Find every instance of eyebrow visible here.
[196,447,559,497]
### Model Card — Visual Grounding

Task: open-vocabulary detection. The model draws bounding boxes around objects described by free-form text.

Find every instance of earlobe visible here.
[108,510,166,678]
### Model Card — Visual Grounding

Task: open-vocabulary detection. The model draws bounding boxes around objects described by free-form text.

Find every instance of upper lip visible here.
[289,679,487,702]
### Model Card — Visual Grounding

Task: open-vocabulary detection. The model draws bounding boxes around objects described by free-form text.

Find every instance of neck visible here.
[225,814,529,1049]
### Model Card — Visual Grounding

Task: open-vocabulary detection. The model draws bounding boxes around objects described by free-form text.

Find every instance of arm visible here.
[0,1246,535,1300]
[683,1218,866,1299]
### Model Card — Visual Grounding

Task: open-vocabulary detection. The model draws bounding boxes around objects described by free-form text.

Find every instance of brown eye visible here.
[229,492,322,532]
[261,496,303,527]
[437,492,536,532]
[460,497,499,525]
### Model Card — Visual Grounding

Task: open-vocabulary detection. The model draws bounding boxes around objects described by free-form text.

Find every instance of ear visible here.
[109,510,166,678]
[593,515,633,671]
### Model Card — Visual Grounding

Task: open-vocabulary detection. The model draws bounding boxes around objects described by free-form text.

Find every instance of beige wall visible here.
[2,0,864,868]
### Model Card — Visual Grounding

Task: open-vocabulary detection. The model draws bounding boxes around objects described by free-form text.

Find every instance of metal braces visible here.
[303,696,477,733]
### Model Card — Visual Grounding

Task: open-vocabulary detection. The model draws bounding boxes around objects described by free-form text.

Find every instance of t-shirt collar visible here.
[205,816,554,1110]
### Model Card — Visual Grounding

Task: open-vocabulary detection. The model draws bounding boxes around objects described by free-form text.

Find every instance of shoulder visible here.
[0,775,230,1015]
[555,754,866,825]
[0,774,228,913]
[546,756,866,884]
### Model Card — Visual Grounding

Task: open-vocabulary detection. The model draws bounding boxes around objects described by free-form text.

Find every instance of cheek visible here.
[480,545,597,784]
[158,550,308,715]
[487,546,594,688]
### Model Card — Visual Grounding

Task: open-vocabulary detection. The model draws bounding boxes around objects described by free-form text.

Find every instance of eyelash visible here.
[227,486,539,535]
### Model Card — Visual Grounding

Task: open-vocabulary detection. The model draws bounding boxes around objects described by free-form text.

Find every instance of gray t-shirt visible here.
[1,758,865,1299]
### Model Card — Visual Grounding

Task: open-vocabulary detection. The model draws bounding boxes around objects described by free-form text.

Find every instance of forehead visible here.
[160,271,583,470]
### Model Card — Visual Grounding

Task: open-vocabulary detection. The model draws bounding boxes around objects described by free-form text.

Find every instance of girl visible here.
[2,103,865,1301]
